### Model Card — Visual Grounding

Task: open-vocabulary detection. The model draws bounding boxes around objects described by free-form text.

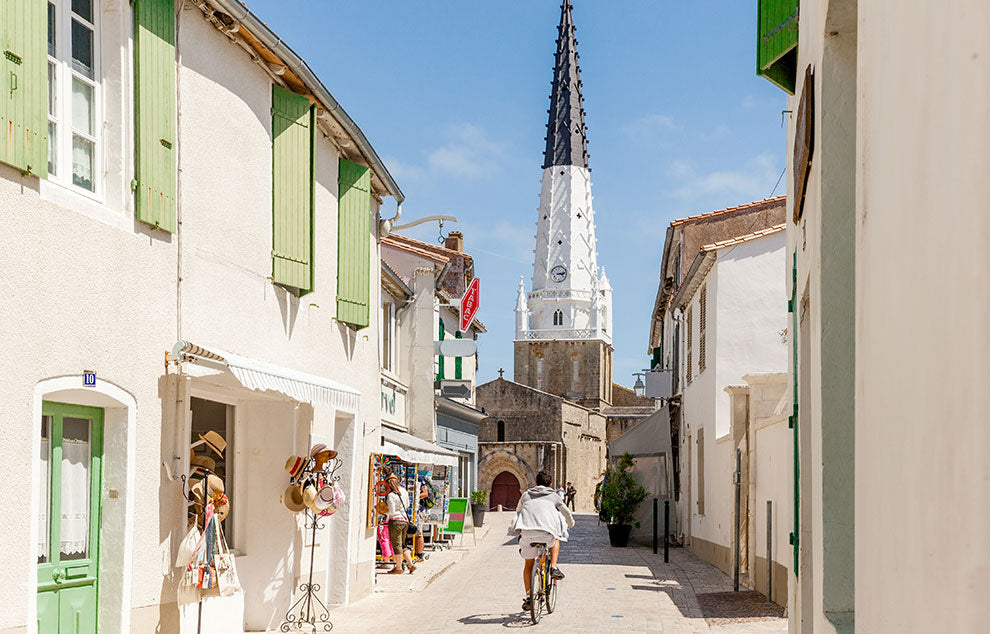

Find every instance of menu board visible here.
[445,498,468,535]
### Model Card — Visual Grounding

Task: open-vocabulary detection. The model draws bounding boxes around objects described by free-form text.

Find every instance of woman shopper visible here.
[385,473,416,575]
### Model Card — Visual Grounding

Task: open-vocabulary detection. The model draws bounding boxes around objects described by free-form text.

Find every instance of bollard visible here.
[652,498,658,554]
[663,499,670,563]
[767,500,773,603]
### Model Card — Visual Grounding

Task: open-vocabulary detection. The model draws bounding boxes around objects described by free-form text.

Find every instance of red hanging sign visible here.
[459,277,480,332]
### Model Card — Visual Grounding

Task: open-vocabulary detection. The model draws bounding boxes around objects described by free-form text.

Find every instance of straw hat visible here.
[198,431,227,457]
[190,454,216,473]
[190,474,225,505]
[284,456,307,479]
[302,481,320,512]
[311,485,333,511]
[283,483,306,513]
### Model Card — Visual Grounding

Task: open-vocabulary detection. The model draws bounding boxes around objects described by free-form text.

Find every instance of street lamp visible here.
[632,372,646,397]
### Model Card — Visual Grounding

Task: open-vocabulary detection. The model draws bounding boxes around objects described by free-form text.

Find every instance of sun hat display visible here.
[283,483,306,513]
[302,480,320,511]
[190,474,225,504]
[311,485,333,511]
[190,454,216,473]
[284,456,307,480]
[198,431,227,457]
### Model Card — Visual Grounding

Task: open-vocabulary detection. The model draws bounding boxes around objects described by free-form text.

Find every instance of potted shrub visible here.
[600,452,648,547]
[470,490,488,528]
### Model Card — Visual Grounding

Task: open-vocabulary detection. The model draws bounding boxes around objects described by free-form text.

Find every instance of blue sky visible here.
[246,0,787,386]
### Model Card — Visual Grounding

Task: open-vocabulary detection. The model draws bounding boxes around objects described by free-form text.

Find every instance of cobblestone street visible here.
[316,513,786,633]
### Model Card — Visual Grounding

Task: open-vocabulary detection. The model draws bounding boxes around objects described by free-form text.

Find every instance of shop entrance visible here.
[490,471,521,510]
[37,401,104,634]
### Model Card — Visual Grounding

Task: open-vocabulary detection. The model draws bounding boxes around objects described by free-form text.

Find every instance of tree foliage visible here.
[600,452,649,526]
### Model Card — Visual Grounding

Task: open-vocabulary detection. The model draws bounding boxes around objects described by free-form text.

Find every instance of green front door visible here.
[37,402,103,634]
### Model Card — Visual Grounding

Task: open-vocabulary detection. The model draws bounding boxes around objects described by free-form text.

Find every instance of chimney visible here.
[445,231,464,252]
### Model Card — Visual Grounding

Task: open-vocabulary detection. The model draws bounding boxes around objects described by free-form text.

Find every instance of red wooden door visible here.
[490,471,522,511]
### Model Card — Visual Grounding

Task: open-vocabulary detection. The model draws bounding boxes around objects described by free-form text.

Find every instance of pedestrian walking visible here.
[565,482,577,511]
[385,474,416,575]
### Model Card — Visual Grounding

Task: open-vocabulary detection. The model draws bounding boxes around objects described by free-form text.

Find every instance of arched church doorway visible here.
[490,471,522,511]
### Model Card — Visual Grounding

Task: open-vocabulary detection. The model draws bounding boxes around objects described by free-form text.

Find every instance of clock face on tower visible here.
[550,265,568,283]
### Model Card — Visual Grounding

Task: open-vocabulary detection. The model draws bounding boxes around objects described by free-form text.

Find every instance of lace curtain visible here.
[37,437,91,558]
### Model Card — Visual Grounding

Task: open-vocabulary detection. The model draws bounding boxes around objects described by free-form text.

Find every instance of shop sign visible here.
[83,370,96,387]
[459,277,480,332]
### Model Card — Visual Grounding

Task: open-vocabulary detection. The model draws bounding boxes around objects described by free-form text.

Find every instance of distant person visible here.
[509,471,575,612]
[555,485,565,500]
[593,480,604,513]
[565,482,577,511]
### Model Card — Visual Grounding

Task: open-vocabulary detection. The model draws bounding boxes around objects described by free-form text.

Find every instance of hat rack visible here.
[280,452,342,632]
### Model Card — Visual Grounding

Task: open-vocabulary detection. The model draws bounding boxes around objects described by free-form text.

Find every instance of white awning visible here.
[608,406,672,458]
[172,340,361,414]
[381,427,458,467]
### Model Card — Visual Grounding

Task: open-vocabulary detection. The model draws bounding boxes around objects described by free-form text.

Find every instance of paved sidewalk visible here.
[275,513,786,632]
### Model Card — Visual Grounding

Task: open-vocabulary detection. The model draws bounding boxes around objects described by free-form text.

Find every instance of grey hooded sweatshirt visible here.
[508,486,576,541]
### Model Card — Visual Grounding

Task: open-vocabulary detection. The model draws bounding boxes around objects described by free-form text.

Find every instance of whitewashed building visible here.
[0,1,402,631]
[755,1,990,632]
[648,198,790,600]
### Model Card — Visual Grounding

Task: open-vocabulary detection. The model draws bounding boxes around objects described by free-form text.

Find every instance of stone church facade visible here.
[476,0,653,512]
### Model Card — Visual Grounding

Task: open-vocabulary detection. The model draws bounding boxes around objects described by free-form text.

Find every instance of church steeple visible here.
[543,0,589,170]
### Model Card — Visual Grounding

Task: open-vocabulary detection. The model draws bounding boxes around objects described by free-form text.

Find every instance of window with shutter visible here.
[271,85,314,292]
[699,285,707,373]
[135,0,176,231]
[336,157,371,326]
[1,0,48,176]
[757,0,799,94]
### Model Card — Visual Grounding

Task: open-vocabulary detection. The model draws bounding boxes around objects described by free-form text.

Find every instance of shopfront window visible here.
[190,397,235,548]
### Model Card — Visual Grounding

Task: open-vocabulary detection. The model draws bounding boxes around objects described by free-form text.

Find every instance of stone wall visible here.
[477,379,563,443]
[513,339,612,406]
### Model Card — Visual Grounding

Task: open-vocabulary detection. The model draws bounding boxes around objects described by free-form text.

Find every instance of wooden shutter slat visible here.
[336,158,371,328]
[757,0,799,94]
[271,84,314,291]
[135,0,176,231]
[0,0,48,176]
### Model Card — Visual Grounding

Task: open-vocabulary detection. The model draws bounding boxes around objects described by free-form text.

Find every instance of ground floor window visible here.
[189,397,235,548]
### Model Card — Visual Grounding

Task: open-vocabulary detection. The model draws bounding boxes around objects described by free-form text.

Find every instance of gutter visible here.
[207,0,404,205]
[670,250,716,310]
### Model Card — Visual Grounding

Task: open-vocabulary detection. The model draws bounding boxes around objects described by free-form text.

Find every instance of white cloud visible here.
[427,123,508,179]
[666,159,696,180]
[382,155,425,182]
[623,113,683,145]
[668,153,779,202]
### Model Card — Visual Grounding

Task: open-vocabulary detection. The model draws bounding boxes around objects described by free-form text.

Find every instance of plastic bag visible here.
[175,525,202,569]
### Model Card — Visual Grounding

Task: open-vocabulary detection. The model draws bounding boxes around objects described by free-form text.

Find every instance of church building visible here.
[476,0,653,512]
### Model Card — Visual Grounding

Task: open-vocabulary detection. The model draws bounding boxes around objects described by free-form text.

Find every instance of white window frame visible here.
[185,388,243,554]
[47,0,102,199]
[381,296,398,373]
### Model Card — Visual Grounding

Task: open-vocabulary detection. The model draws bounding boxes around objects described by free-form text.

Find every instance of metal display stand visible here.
[279,454,343,632]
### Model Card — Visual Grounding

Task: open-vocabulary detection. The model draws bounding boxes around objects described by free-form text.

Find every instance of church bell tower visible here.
[514,0,614,408]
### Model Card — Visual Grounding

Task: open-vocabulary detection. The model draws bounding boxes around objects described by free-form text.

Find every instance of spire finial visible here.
[543,0,588,170]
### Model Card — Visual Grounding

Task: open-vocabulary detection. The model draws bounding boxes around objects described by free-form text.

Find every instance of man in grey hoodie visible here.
[508,471,575,611]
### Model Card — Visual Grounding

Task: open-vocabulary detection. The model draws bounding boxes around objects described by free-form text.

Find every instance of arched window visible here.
[497,420,505,442]
[553,309,564,326]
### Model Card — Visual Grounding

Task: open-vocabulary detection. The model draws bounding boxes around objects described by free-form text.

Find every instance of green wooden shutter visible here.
[272,85,314,292]
[757,0,799,94]
[134,0,177,231]
[437,317,445,380]
[455,330,463,379]
[0,0,48,176]
[336,157,371,328]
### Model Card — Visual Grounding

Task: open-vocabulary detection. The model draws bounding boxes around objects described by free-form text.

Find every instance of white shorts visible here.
[518,530,557,560]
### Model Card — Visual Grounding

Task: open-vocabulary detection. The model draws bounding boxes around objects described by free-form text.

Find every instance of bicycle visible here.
[527,542,558,624]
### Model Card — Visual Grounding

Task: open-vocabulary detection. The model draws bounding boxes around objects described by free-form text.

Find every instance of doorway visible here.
[37,401,104,634]
[490,471,521,510]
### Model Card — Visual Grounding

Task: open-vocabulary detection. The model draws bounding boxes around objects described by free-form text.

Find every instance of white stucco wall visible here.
[0,2,390,631]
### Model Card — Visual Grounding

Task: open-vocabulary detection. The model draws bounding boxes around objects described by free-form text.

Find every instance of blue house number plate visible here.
[83,371,97,387]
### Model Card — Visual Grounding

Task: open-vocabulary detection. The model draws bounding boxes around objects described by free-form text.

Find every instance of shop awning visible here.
[608,405,672,458]
[172,340,361,414]
[380,426,458,467]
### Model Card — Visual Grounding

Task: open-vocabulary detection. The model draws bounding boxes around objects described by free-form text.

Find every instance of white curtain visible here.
[37,438,50,558]
[60,438,91,556]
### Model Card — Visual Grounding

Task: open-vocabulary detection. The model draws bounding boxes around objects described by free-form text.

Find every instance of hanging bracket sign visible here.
[459,277,480,332]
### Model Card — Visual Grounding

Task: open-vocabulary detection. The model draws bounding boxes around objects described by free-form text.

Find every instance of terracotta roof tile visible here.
[670,196,786,227]
[381,236,450,263]
[386,233,473,262]
[701,223,786,251]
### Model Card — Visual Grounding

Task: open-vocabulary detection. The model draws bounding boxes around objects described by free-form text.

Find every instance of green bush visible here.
[470,490,488,505]
[600,452,648,526]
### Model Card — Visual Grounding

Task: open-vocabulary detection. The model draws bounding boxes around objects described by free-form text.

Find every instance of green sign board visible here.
[444,498,468,534]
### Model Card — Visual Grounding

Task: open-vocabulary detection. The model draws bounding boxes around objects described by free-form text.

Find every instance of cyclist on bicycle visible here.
[508,470,575,612]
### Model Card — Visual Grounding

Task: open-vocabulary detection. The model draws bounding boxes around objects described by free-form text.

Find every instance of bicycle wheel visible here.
[545,557,558,613]
[529,552,544,624]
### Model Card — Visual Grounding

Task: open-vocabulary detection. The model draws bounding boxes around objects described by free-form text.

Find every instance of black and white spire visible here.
[543,0,589,169]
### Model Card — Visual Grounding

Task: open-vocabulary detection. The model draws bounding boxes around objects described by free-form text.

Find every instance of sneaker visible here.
[549,567,565,580]
[522,597,532,611]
